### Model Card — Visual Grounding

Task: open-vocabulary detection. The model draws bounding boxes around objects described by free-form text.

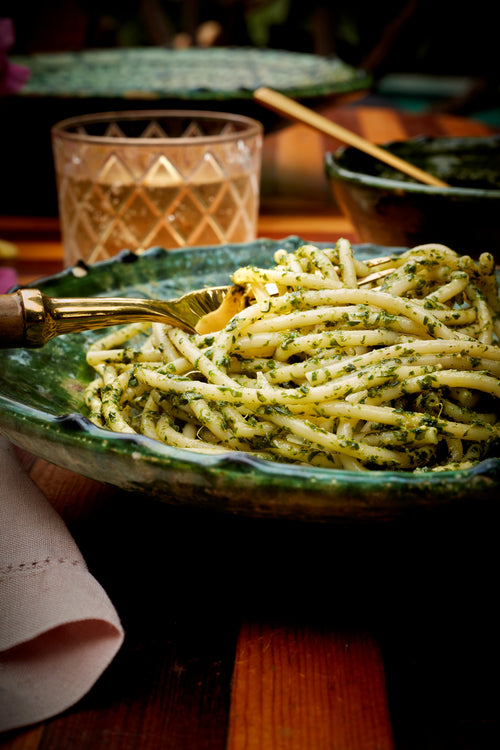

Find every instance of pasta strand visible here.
[84,241,500,472]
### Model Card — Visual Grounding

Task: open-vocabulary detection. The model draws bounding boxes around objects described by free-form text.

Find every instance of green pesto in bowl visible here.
[325,136,500,257]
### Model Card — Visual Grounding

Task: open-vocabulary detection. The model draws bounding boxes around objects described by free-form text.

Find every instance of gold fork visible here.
[0,256,395,348]
[0,285,238,348]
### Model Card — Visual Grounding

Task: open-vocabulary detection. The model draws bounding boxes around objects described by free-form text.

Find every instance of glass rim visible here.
[51,109,264,146]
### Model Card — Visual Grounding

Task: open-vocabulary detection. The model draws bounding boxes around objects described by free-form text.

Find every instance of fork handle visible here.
[0,289,153,348]
[0,288,196,349]
[0,290,42,348]
[1,289,154,348]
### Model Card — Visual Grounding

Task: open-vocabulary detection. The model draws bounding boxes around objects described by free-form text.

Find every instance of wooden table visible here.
[1,104,498,750]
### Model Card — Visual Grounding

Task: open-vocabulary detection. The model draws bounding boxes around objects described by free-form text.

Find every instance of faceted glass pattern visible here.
[51,111,263,266]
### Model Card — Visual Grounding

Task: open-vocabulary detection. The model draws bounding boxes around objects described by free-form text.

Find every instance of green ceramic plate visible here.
[13,47,370,101]
[0,237,498,521]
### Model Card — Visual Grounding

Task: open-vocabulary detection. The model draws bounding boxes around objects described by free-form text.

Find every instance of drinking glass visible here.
[51,110,263,266]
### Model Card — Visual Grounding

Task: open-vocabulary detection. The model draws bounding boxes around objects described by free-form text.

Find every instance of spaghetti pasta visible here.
[84,240,500,472]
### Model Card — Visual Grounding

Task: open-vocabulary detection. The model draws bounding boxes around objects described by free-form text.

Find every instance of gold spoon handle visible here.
[0,289,196,348]
[254,87,449,188]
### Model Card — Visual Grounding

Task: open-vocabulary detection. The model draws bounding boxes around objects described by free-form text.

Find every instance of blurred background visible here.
[1,0,499,220]
[3,0,500,124]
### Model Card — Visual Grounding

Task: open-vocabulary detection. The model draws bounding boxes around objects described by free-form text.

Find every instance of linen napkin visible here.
[0,436,124,732]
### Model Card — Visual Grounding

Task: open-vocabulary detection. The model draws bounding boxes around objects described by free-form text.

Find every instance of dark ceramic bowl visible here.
[325,135,500,258]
